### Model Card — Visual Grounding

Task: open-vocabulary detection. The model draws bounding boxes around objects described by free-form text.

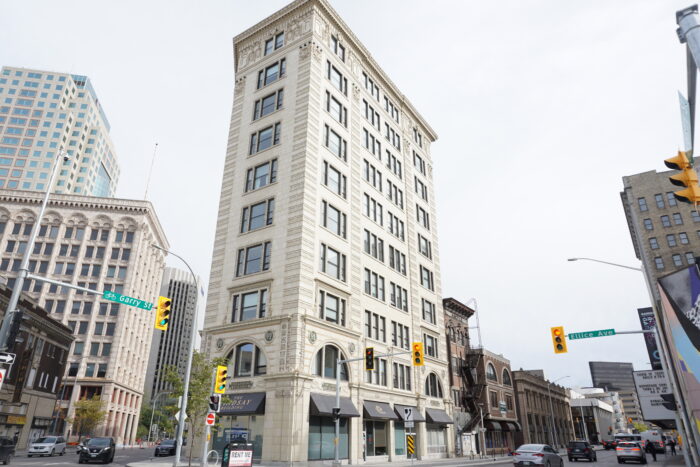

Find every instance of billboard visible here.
[637,307,662,370]
[657,265,700,435]
[633,370,676,421]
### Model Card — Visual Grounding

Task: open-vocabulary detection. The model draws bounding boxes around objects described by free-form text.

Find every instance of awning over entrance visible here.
[483,419,502,431]
[425,408,454,425]
[499,421,522,432]
[363,401,399,420]
[219,392,266,415]
[394,404,426,422]
[309,393,360,418]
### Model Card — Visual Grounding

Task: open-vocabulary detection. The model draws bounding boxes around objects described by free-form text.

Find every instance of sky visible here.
[0,0,695,388]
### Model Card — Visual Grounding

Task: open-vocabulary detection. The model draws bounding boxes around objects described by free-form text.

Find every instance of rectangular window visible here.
[661,215,671,227]
[319,243,346,281]
[327,61,347,95]
[365,358,387,386]
[323,161,347,198]
[388,246,406,275]
[686,252,695,264]
[321,201,346,238]
[363,159,382,191]
[423,334,438,358]
[418,234,432,259]
[667,192,678,207]
[391,321,410,350]
[324,124,347,161]
[390,282,408,312]
[326,91,347,126]
[362,72,380,101]
[489,391,498,408]
[384,123,401,150]
[363,229,384,262]
[643,218,653,230]
[673,213,684,225]
[655,193,665,209]
[393,362,412,390]
[680,232,689,244]
[422,299,436,324]
[364,268,385,301]
[253,89,284,120]
[331,36,345,61]
[264,32,285,55]
[649,237,659,250]
[638,198,648,211]
[667,234,677,247]
[363,99,380,130]
[384,96,400,124]
[414,151,426,175]
[257,59,286,89]
[415,176,428,202]
[673,254,683,267]
[235,241,272,277]
[231,289,268,322]
[654,257,664,270]
[363,128,382,159]
[364,310,386,342]
[245,159,277,192]
[387,180,403,209]
[417,204,430,230]
[363,193,384,225]
[240,198,275,233]
[387,213,405,241]
[249,123,281,155]
[319,290,346,326]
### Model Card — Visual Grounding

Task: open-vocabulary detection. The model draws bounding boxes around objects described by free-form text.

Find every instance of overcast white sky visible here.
[0,0,694,388]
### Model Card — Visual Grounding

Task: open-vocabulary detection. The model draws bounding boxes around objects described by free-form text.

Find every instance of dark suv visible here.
[567,440,597,462]
[78,438,114,464]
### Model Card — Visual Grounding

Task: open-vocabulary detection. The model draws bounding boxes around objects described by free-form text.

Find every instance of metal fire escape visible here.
[460,346,485,432]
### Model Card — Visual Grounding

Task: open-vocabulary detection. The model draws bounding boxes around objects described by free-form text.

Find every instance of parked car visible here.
[0,436,14,464]
[513,444,564,466]
[567,440,597,462]
[28,436,66,457]
[154,439,176,457]
[78,437,115,464]
[602,439,618,450]
[616,441,647,464]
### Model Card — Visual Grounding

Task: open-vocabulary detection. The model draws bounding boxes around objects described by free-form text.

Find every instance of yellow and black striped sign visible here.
[407,435,415,455]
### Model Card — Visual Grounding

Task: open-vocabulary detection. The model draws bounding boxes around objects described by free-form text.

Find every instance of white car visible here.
[513,444,563,466]
[28,436,66,457]
[616,441,647,464]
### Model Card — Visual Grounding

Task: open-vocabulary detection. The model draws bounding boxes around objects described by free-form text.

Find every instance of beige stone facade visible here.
[203,0,453,463]
[0,189,168,444]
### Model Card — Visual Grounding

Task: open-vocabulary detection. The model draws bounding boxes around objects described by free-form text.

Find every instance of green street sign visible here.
[568,328,616,340]
[102,290,153,311]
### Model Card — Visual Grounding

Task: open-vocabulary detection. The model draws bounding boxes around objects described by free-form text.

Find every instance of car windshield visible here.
[34,437,56,444]
[569,442,587,448]
[517,444,543,452]
[161,440,175,446]
[618,442,638,448]
[86,438,110,447]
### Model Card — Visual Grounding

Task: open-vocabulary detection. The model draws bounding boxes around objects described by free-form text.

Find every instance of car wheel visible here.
[27,455,31,458]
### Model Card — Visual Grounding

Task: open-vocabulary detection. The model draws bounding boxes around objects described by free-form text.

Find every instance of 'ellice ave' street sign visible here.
[568,328,616,340]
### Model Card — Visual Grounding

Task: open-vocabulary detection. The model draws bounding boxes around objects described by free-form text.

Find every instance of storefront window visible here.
[308,416,348,460]
[213,415,264,461]
[364,420,387,456]
[426,424,446,454]
[394,422,406,455]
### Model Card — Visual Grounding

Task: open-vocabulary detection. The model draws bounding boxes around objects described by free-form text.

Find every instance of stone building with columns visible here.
[0,189,168,444]
[202,0,453,463]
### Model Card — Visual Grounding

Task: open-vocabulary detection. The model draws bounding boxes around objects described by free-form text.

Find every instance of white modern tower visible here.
[203,0,453,463]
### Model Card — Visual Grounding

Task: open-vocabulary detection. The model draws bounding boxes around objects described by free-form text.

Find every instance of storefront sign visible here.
[225,428,249,443]
[228,450,252,467]
[7,416,25,425]
[633,370,676,421]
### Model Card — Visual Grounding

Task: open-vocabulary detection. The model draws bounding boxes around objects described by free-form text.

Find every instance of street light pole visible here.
[148,392,170,444]
[151,245,200,467]
[547,376,569,450]
[0,150,67,351]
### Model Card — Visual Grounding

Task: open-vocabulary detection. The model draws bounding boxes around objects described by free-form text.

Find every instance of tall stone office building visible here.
[144,267,198,403]
[589,361,642,425]
[203,0,453,463]
[0,66,120,197]
[0,189,168,444]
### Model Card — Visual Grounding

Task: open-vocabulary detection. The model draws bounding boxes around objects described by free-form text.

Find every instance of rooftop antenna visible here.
[144,142,159,200]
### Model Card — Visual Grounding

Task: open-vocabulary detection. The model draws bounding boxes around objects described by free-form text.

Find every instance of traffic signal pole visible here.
[333,349,412,466]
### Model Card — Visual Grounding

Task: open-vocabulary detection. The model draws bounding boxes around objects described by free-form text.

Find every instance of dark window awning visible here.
[219,392,266,415]
[394,404,426,422]
[498,421,522,432]
[309,393,360,418]
[363,401,399,420]
[425,408,454,425]
[484,419,502,431]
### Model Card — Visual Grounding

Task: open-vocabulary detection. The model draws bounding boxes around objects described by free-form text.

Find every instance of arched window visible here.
[502,369,512,386]
[486,363,498,382]
[227,343,267,377]
[313,345,348,380]
[425,373,443,398]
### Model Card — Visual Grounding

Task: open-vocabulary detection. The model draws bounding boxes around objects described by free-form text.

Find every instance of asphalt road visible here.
[560,448,684,466]
[8,447,164,467]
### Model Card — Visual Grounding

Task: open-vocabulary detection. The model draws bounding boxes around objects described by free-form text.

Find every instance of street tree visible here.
[69,396,107,439]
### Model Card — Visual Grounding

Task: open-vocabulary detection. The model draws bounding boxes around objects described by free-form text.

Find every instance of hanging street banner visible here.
[102,290,153,311]
[638,307,662,370]
[568,329,616,340]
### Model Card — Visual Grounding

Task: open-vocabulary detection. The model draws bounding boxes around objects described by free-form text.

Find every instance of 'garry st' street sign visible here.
[102,291,153,311]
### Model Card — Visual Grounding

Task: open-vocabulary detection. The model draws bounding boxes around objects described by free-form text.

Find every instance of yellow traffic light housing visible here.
[412,342,424,366]
[214,365,228,394]
[551,326,568,354]
[154,296,171,331]
[365,347,374,370]
[665,151,700,205]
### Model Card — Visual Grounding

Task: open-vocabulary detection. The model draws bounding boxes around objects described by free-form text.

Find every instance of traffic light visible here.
[208,394,221,413]
[551,326,568,354]
[154,296,172,331]
[214,365,228,394]
[365,347,374,370]
[332,407,340,421]
[665,150,700,204]
[412,342,424,366]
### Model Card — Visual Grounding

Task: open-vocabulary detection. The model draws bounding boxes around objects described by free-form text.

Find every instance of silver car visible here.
[513,444,563,466]
[28,436,66,457]
[616,441,647,464]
